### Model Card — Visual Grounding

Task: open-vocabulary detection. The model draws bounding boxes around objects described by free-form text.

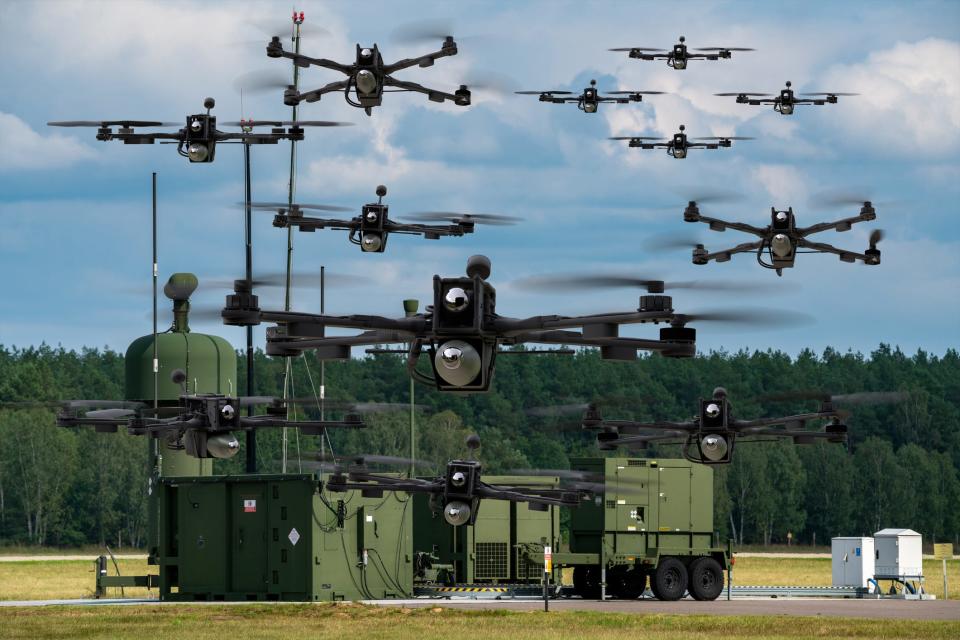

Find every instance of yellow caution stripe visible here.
[435,587,509,592]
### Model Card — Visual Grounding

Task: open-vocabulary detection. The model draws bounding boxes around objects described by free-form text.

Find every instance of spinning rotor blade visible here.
[713,92,771,97]
[515,90,574,95]
[759,390,907,406]
[232,69,291,94]
[83,408,137,420]
[869,229,884,245]
[675,308,817,328]
[641,231,703,252]
[390,18,457,43]
[692,136,755,140]
[525,403,590,418]
[608,136,665,141]
[303,452,437,470]
[695,47,755,51]
[608,47,665,52]
[203,270,371,290]
[606,91,666,95]
[512,273,782,294]
[405,212,521,226]
[283,399,427,413]
[223,120,353,128]
[800,92,859,96]
[246,201,353,213]
[244,16,331,40]
[807,190,896,210]
[48,120,179,127]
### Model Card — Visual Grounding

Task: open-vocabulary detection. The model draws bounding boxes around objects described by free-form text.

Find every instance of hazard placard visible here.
[243,499,257,513]
[544,545,553,573]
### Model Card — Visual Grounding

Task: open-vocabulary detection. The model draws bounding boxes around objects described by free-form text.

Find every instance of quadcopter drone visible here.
[681,199,883,275]
[568,386,863,465]
[610,36,753,69]
[266,34,471,115]
[216,255,802,393]
[515,79,663,113]
[50,370,375,460]
[48,97,351,163]
[609,125,753,158]
[249,185,519,253]
[321,436,592,526]
[715,81,857,115]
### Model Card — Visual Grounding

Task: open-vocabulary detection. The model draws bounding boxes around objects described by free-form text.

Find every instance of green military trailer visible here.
[412,475,560,590]
[554,457,729,601]
[155,474,413,601]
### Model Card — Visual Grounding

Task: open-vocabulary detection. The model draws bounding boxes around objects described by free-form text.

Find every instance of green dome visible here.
[125,331,237,402]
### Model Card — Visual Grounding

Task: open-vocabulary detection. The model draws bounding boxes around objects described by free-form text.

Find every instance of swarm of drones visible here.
[40,14,896,524]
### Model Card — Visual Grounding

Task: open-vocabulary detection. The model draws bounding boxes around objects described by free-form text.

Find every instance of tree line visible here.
[1,343,958,548]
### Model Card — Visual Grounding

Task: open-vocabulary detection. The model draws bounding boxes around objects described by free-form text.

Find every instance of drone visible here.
[609,125,753,158]
[48,370,377,460]
[715,81,858,115]
[564,387,864,465]
[266,33,471,115]
[680,199,883,275]
[216,255,802,393]
[610,36,753,69]
[249,185,519,253]
[48,97,352,162]
[321,436,593,526]
[515,79,664,113]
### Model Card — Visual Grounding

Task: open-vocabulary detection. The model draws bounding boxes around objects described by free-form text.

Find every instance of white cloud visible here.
[820,38,960,152]
[0,112,96,170]
[751,165,808,205]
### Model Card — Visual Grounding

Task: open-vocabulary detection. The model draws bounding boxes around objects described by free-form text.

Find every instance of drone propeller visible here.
[515,90,574,95]
[713,92,772,97]
[404,212,521,226]
[246,201,353,213]
[202,270,369,291]
[389,18,459,44]
[673,308,817,329]
[608,136,665,141]
[606,90,667,95]
[223,120,353,128]
[695,47,755,51]
[807,190,897,210]
[608,47,666,52]
[80,408,138,420]
[48,120,180,128]
[800,92,859,96]
[281,399,427,413]
[302,452,436,472]
[512,273,782,294]
[692,136,755,141]
[759,390,908,406]
[244,15,330,41]
[869,229,885,247]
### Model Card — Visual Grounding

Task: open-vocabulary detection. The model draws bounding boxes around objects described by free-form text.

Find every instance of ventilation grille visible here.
[516,547,543,580]
[606,500,617,509]
[475,542,509,579]
[627,460,646,467]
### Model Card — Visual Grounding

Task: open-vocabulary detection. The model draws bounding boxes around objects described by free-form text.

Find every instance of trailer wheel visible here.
[572,566,601,600]
[688,557,724,601]
[609,566,646,599]
[651,557,688,601]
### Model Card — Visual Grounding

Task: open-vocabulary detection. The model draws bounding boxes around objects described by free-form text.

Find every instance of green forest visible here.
[1,343,958,550]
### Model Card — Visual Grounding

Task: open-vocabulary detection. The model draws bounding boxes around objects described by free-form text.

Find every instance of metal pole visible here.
[282,13,304,474]
[148,172,160,561]
[409,376,415,477]
[944,558,948,600]
[320,265,326,461]
[244,140,256,474]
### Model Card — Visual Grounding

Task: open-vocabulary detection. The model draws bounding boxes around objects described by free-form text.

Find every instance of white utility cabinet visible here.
[874,528,923,578]
[832,536,875,587]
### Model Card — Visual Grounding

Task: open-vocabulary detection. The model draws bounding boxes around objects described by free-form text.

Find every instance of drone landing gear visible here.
[776,268,783,277]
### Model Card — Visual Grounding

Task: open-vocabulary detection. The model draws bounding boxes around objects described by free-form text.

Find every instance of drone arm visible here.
[602,420,698,433]
[260,311,426,333]
[697,240,765,263]
[383,44,458,74]
[267,330,416,355]
[797,213,876,237]
[386,221,466,237]
[795,238,873,263]
[295,80,351,104]
[732,410,839,432]
[508,330,682,355]
[493,311,675,335]
[269,44,353,74]
[691,214,768,237]
[475,483,580,507]
[383,76,464,104]
[275,216,359,232]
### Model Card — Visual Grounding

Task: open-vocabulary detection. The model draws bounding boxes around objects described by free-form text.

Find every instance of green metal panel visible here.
[175,482,228,593]
[231,483,267,593]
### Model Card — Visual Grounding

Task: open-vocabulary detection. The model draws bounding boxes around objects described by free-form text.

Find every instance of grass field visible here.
[0,604,958,640]
[1,556,958,601]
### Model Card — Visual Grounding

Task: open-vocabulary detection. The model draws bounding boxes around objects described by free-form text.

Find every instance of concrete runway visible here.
[1,597,957,620]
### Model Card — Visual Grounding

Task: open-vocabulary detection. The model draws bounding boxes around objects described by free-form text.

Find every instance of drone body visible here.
[252,185,518,253]
[516,79,663,113]
[715,81,858,115]
[267,36,471,115]
[684,200,882,275]
[48,98,351,162]
[610,36,753,69]
[610,125,753,158]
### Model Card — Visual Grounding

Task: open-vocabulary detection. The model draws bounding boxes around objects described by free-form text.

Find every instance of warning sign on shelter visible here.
[243,499,257,513]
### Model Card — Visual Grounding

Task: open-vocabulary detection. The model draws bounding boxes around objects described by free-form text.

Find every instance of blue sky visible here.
[1,0,958,357]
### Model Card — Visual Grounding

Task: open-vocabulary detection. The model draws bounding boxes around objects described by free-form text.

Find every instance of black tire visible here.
[688,557,724,601]
[608,566,646,600]
[573,565,601,600]
[651,557,688,601]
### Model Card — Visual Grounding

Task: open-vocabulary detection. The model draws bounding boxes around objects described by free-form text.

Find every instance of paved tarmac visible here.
[0,596,957,620]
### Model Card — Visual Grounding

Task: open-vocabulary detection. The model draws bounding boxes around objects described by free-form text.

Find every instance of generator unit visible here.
[412,475,559,585]
[157,474,412,601]
[874,528,924,581]
[555,457,729,601]
[831,536,875,588]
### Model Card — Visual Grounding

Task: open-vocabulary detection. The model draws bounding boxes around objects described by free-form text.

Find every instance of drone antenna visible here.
[679,36,685,43]
[465,433,481,461]
[786,80,792,88]
[204,97,215,115]
[376,184,387,205]
[590,79,596,86]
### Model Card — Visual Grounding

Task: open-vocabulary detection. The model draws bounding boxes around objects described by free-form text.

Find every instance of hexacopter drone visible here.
[681,199,883,275]
[249,185,519,253]
[216,255,798,393]
[610,36,753,69]
[609,125,753,158]
[266,34,471,115]
[715,81,857,115]
[48,97,351,163]
[515,79,664,113]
